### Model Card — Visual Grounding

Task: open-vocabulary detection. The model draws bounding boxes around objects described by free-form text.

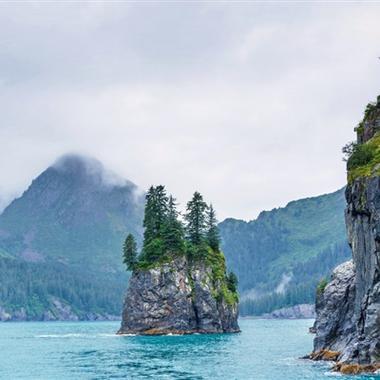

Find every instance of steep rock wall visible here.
[118,255,239,335]
[312,97,380,369]
[313,178,380,365]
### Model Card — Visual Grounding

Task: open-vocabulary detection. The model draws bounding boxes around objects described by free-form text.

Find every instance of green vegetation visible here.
[124,186,238,305]
[206,204,220,252]
[343,96,380,183]
[141,185,168,262]
[0,255,125,319]
[163,196,185,255]
[185,191,208,246]
[346,134,380,183]
[317,278,329,295]
[122,234,138,271]
[219,188,350,315]
[0,155,144,319]
[0,154,352,317]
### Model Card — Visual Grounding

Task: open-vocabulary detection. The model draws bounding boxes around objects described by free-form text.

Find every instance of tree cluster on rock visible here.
[122,185,234,274]
[119,186,240,335]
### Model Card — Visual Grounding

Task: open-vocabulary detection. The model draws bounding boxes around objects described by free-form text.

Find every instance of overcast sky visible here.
[0,1,380,220]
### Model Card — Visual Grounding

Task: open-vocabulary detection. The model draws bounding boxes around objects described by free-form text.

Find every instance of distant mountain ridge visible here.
[0,154,349,319]
[220,188,350,315]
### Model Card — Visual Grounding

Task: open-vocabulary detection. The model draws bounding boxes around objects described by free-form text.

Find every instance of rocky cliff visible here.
[118,255,240,335]
[311,97,380,373]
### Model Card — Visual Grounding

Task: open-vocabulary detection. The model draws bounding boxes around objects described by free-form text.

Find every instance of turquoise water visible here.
[0,319,378,379]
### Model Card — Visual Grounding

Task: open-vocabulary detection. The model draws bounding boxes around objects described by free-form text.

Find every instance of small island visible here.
[117,186,240,335]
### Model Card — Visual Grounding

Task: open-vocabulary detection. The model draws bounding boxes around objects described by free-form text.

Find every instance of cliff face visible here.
[344,179,380,363]
[118,255,240,335]
[313,260,356,357]
[313,98,380,367]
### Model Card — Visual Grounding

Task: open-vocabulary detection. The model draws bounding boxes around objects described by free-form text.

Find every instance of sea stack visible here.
[311,96,380,373]
[118,187,240,335]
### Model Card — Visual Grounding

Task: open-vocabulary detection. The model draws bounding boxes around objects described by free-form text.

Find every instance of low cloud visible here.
[0,3,379,220]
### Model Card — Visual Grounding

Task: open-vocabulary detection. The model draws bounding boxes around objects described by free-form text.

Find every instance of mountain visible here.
[219,188,351,315]
[0,154,144,320]
[0,194,11,215]
[0,153,350,320]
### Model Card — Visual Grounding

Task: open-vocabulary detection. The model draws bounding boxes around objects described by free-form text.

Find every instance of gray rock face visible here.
[313,261,356,356]
[262,304,316,319]
[313,177,380,364]
[118,256,240,335]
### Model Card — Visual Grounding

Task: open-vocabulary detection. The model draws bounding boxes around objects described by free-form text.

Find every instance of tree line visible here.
[122,185,223,271]
[0,257,125,319]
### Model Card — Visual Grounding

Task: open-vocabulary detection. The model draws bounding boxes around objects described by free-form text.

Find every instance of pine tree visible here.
[227,271,238,293]
[206,204,220,251]
[143,186,168,244]
[162,195,185,254]
[123,234,138,270]
[185,191,208,246]
[142,185,168,261]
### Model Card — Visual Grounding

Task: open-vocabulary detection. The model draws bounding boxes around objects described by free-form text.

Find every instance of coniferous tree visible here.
[206,204,220,251]
[143,186,168,244]
[162,195,185,254]
[185,191,208,246]
[227,271,238,293]
[142,185,168,261]
[123,234,138,270]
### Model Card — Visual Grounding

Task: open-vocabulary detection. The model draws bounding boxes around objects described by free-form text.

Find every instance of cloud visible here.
[0,3,380,220]
[52,153,133,189]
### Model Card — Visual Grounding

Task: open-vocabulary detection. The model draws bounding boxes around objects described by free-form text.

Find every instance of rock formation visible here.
[262,304,315,319]
[118,255,240,335]
[311,96,380,372]
[118,187,240,335]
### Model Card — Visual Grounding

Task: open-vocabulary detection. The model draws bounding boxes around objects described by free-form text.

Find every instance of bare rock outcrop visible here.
[118,255,240,335]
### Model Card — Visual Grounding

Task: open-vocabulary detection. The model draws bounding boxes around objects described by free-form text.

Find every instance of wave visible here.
[36,334,87,338]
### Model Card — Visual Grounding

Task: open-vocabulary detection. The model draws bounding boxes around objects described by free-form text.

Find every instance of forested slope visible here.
[219,188,350,315]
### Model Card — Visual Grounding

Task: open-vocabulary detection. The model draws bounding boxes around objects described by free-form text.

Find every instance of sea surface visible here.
[0,319,378,380]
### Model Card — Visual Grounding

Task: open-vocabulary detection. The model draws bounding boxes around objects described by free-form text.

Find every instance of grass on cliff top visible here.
[348,133,380,183]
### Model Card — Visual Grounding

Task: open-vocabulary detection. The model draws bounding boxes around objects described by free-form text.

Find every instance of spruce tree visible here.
[185,191,208,246]
[123,233,138,270]
[227,271,238,293]
[143,186,168,244]
[162,195,185,254]
[142,185,168,261]
[206,204,220,251]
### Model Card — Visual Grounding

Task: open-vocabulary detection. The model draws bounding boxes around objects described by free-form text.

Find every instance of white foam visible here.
[36,333,87,338]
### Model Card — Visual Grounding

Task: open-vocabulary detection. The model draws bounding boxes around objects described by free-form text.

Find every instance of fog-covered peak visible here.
[51,153,134,189]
